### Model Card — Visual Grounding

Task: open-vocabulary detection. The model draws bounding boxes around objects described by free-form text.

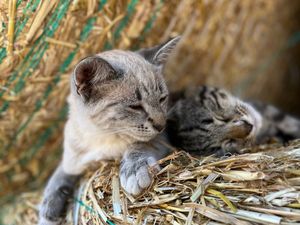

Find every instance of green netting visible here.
[104,0,138,50]
[0,0,70,105]
[0,0,41,64]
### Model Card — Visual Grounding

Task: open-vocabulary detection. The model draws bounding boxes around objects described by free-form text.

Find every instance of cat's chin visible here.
[127,133,157,142]
[135,136,156,142]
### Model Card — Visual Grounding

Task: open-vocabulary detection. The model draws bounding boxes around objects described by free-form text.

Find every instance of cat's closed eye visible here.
[202,118,214,124]
[220,118,231,123]
[128,104,144,111]
[159,95,168,103]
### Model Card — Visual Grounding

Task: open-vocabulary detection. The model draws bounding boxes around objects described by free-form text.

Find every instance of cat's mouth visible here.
[126,131,157,142]
[225,118,260,144]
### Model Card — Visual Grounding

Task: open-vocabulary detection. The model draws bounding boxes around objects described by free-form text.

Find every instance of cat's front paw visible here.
[38,217,62,225]
[120,152,160,195]
[39,188,70,225]
[222,139,245,154]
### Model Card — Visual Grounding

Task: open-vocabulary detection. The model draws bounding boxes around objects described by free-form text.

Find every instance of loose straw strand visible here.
[7,0,17,56]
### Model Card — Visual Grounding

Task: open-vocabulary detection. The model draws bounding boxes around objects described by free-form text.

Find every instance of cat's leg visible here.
[120,135,171,195]
[38,164,80,225]
[276,114,300,140]
[39,143,87,225]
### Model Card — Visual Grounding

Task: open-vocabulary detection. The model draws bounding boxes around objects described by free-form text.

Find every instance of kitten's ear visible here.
[73,56,119,101]
[137,36,181,67]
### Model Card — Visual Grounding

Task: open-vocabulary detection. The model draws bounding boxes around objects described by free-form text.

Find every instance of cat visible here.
[166,86,300,156]
[38,37,180,225]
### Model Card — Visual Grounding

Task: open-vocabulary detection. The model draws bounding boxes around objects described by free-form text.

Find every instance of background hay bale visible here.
[0,0,300,208]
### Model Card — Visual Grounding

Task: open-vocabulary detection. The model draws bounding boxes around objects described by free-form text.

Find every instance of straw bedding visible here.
[2,140,300,225]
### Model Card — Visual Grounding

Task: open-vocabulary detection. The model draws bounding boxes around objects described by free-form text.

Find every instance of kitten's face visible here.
[70,37,180,142]
[87,51,169,141]
[167,86,262,154]
[196,86,262,143]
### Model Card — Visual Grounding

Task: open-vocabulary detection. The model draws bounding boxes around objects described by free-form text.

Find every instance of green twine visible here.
[14,0,41,37]
[74,197,116,225]
[132,0,164,50]
[0,0,70,104]
[104,0,138,50]
[16,0,23,8]
[0,0,42,64]
[114,0,138,40]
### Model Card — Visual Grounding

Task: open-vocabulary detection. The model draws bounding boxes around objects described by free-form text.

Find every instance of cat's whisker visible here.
[99,128,130,135]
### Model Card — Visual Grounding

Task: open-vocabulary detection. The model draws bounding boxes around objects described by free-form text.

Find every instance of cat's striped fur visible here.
[167,86,300,156]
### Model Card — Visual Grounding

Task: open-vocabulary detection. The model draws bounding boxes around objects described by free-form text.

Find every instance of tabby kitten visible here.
[166,86,263,156]
[167,86,300,156]
[39,37,180,225]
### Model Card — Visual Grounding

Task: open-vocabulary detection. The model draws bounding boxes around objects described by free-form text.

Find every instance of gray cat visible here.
[167,86,300,156]
[38,37,180,225]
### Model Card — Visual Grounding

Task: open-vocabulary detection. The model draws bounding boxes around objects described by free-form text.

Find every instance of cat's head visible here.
[69,37,180,142]
[167,86,262,154]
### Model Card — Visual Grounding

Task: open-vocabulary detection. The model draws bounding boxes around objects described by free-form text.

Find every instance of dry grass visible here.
[3,140,300,225]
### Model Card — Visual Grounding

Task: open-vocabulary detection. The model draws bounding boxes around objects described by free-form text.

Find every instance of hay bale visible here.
[160,0,300,113]
[1,0,300,205]
[3,140,300,225]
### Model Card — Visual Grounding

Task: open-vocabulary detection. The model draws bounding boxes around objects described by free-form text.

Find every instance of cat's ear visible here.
[137,36,181,67]
[73,56,119,101]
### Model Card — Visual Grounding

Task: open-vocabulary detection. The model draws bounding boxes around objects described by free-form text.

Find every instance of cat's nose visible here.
[242,120,253,135]
[153,123,165,132]
[227,119,253,138]
[148,117,166,132]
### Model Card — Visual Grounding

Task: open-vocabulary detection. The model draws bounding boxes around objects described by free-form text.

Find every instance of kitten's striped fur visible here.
[167,86,300,156]
[167,86,262,156]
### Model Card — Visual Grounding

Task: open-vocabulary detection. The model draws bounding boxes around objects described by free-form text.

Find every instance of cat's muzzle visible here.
[226,119,254,139]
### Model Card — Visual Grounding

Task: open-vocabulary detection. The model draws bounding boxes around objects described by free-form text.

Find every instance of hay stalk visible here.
[7,0,17,56]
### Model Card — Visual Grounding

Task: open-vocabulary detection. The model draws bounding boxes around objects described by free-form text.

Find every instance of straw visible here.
[5,140,300,224]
